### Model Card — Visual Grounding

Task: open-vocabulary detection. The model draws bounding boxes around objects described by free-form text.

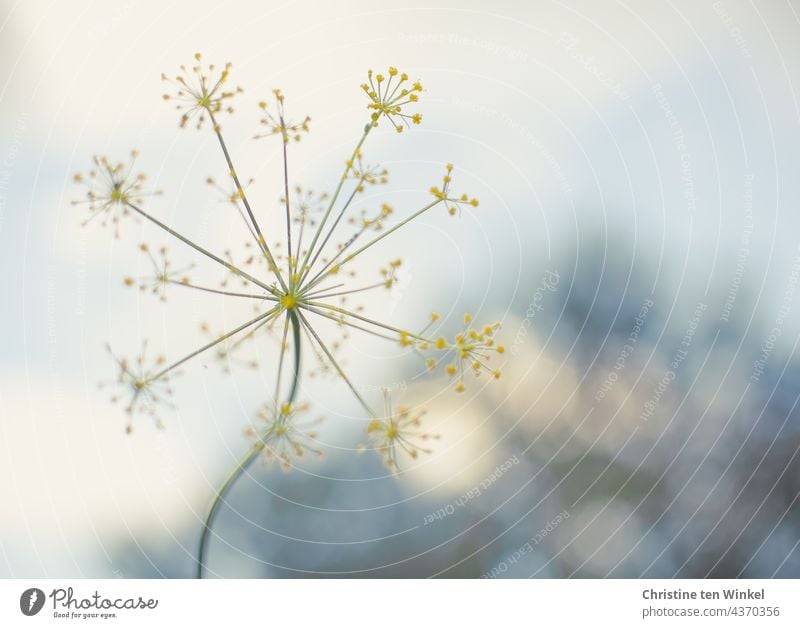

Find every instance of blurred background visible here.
[2,0,800,578]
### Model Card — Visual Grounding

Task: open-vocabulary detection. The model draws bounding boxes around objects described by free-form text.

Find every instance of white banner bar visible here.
[1,579,797,627]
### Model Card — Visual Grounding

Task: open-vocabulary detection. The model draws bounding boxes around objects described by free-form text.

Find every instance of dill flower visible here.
[362,67,423,132]
[399,313,504,392]
[71,151,158,236]
[284,186,329,227]
[348,203,394,231]
[161,53,242,129]
[366,392,438,472]
[124,243,193,301]
[429,164,479,216]
[379,259,402,288]
[254,89,311,143]
[347,150,389,191]
[206,174,254,207]
[77,55,497,435]
[438,314,504,392]
[198,322,260,372]
[77,53,502,577]
[245,402,323,471]
[104,343,175,433]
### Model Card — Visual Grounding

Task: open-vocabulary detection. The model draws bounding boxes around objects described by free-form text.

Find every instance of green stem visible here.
[296,123,372,284]
[208,110,288,293]
[152,307,278,381]
[279,117,294,282]
[195,310,302,579]
[124,201,278,296]
[295,309,376,417]
[304,198,442,291]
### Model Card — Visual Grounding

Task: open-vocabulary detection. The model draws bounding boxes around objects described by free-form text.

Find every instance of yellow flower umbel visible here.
[439,314,504,392]
[403,313,505,392]
[254,89,311,143]
[366,392,437,473]
[76,53,498,445]
[430,164,480,216]
[124,243,193,301]
[72,151,158,236]
[284,185,329,228]
[161,53,242,130]
[104,342,174,433]
[206,173,254,208]
[245,402,323,471]
[362,67,423,132]
[197,321,260,373]
[76,54,502,577]
[347,150,389,191]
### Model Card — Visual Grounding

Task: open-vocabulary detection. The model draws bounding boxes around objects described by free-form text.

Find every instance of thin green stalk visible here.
[152,307,278,381]
[196,311,302,578]
[208,110,288,293]
[301,177,364,278]
[296,309,376,417]
[305,300,434,344]
[299,303,398,342]
[296,123,372,284]
[304,198,442,291]
[170,280,278,302]
[124,200,278,296]
[279,118,294,282]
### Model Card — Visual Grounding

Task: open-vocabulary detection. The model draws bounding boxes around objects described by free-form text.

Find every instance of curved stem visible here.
[195,311,302,578]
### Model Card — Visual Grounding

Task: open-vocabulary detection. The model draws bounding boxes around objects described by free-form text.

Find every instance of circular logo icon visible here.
[20,588,45,616]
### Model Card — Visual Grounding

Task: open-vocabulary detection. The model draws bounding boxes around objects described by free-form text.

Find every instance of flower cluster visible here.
[124,243,193,301]
[284,186,329,227]
[430,164,480,216]
[104,342,173,433]
[76,55,502,576]
[198,321,260,373]
[349,202,394,231]
[161,53,242,129]
[245,402,323,471]
[438,314,504,392]
[347,150,389,191]
[362,67,423,132]
[403,313,504,392]
[72,151,158,236]
[366,392,438,472]
[207,173,254,207]
[255,89,311,143]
